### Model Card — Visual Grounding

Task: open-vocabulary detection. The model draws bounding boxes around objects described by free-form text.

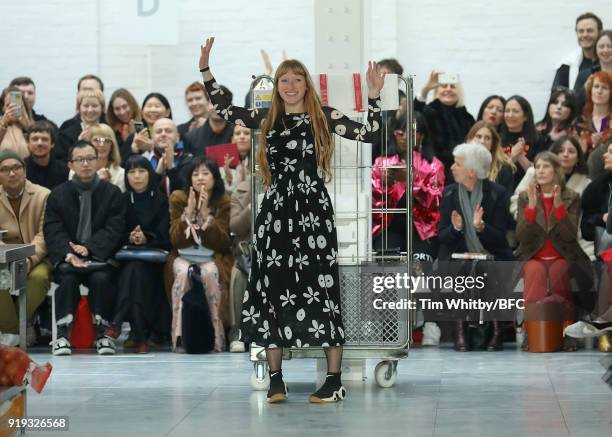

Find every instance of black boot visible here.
[454,321,468,352]
[487,321,503,351]
[309,372,346,403]
[267,370,288,403]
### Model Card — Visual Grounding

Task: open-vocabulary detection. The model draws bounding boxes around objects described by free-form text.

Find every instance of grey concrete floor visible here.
[22,345,612,437]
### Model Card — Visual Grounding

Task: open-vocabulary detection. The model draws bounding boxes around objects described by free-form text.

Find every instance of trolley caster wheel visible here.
[374,361,397,388]
[250,362,270,390]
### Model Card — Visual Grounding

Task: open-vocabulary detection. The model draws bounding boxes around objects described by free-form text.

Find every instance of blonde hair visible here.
[83,123,121,166]
[257,60,333,186]
[76,89,105,112]
[466,121,516,182]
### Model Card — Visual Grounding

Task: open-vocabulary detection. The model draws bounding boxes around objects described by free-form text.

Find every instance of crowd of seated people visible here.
[1,11,611,356]
[370,12,612,352]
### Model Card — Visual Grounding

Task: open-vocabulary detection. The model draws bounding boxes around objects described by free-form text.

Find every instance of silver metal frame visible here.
[245,75,414,388]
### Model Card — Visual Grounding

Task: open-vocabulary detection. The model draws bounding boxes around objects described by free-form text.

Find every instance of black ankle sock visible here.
[326,372,342,384]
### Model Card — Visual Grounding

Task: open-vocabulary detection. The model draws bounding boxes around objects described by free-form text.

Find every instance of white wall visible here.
[395,0,612,119]
[0,0,610,125]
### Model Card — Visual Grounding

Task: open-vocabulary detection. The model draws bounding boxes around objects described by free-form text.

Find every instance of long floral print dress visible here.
[204,77,382,348]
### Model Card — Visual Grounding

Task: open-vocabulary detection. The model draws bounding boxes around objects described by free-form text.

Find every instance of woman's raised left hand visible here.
[366,61,384,98]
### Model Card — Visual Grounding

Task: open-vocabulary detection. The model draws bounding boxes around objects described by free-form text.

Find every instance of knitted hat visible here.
[0,150,25,166]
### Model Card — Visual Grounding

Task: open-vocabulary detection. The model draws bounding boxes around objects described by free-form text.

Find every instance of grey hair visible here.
[452,142,492,179]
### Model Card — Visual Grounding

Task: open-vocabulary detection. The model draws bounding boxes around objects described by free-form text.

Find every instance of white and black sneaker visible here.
[96,336,116,355]
[52,337,72,356]
[267,371,288,403]
[309,374,346,403]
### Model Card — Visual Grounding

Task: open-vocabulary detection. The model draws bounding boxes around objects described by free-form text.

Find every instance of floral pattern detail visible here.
[202,76,382,348]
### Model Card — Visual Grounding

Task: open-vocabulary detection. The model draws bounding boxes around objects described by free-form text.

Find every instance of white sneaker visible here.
[52,337,72,356]
[421,322,441,346]
[229,340,245,353]
[96,337,116,355]
[564,321,612,339]
[0,333,20,347]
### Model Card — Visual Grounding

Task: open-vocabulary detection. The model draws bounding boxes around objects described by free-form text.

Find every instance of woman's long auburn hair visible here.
[582,70,612,119]
[466,121,516,182]
[257,60,333,187]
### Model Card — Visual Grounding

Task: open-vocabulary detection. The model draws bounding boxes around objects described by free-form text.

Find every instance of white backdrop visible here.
[0,0,610,125]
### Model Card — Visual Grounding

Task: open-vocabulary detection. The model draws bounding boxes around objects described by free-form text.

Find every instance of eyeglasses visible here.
[71,156,98,164]
[0,164,24,174]
[92,136,113,144]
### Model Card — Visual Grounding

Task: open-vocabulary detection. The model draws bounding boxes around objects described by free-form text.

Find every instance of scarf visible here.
[72,174,101,244]
[457,180,487,254]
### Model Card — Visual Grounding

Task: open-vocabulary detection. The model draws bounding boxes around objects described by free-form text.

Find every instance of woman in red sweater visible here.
[515,151,593,350]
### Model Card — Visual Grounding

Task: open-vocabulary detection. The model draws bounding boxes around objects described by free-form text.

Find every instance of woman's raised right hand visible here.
[199,37,215,70]
[133,128,153,152]
[185,187,197,219]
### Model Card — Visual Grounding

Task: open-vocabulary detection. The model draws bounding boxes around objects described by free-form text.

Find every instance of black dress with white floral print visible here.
[204,77,382,348]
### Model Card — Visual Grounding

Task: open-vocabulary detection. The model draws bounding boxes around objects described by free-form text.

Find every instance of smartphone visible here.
[8,91,22,117]
[438,73,459,85]
[134,121,145,132]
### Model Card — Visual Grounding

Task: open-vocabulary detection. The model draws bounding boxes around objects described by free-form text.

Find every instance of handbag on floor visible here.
[181,264,215,354]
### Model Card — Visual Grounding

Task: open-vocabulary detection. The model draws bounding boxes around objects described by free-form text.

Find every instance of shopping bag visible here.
[70,296,95,348]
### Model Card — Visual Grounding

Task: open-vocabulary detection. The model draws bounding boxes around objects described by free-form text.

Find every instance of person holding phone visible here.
[128,93,172,157]
[415,71,475,184]
[199,36,383,403]
[514,151,593,351]
[0,87,33,158]
[106,88,142,162]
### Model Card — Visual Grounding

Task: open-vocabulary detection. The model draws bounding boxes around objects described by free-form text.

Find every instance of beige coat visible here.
[0,180,50,270]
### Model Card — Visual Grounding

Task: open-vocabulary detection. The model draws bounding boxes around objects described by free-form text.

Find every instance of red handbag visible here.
[70,296,96,348]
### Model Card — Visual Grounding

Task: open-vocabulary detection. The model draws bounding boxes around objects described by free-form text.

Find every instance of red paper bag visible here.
[70,296,95,348]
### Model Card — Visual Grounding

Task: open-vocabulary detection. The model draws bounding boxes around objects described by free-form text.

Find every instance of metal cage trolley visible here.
[246,74,414,389]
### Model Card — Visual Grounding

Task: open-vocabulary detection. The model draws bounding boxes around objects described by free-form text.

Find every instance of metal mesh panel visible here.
[339,265,408,347]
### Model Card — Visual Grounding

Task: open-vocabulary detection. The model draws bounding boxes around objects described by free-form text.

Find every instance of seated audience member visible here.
[0,151,51,346]
[9,76,56,128]
[167,157,233,353]
[500,95,546,190]
[55,89,105,162]
[128,92,172,158]
[372,112,444,256]
[578,142,612,350]
[72,123,125,192]
[24,121,68,190]
[184,85,234,157]
[228,170,252,353]
[515,151,593,351]
[552,12,602,90]
[467,121,516,195]
[177,82,209,140]
[477,95,506,131]
[149,118,191,196]
[58,74,105,131]
[222,124,251,193]
[106,88,142,160]
[437,142,512,351]
[0,87,33,158]
[415,70,475,183]
[575,30,612,108]
[536,88,579,148]
[573,71,612,177]
[104,156,170,353]
[512,136,593,259]
[44,141,126,356]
